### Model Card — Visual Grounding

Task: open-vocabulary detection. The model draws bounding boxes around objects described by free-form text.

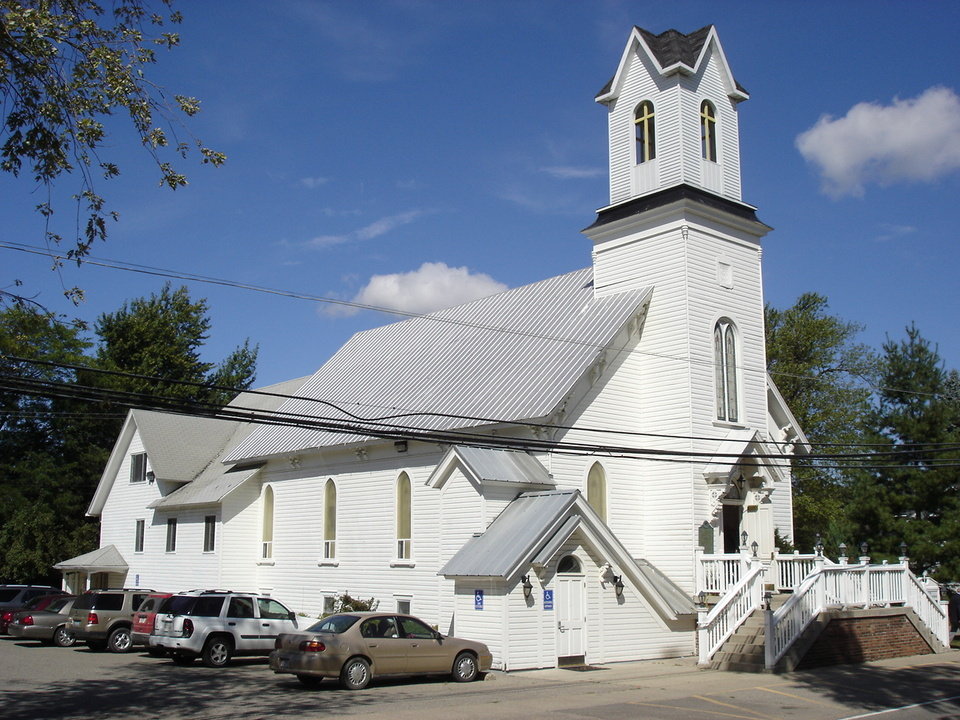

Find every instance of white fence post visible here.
[695,546,704,593]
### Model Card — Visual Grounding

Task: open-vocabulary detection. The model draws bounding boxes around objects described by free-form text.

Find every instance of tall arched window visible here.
[323,479,337,559]
[635,101,656,164]
[700,100,717,161]
[586,462,607,523]
[714,319,739,422]
[396,472,412,559]
[261,486,274,559]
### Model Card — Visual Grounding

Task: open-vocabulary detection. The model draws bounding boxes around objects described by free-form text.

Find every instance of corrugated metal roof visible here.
[147,466,261,509]
[440,491,578,578]
[227,268,650,462]
[54,544,127,572]
[634,559,696,616]
[453,446,553,485]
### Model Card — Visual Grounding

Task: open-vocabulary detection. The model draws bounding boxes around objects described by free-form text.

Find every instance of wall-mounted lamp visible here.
[751,541,759,558]
[394,440,408,453]
[521,575,533,599]
[696,590,707,608]
[613,575,624,598]
[146,471,155,483]
[740,530,748,548]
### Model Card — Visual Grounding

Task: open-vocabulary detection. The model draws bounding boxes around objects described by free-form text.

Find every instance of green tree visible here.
[1,0,224,303]
[765,293,875,552]
[82,282,258,446]
[850,325,960,577]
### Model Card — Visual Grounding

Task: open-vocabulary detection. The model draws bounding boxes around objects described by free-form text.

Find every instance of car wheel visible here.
[339,657,371,690]
[201,636,233,668]
[171,652,195,665]
[107,627,133,653]
[53,625,76,648]
[296,674,324,688]
[452,652,479,682]
[87,640,107,652]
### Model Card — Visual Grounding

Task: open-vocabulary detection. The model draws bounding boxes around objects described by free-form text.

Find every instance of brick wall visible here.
[796,613,933,670]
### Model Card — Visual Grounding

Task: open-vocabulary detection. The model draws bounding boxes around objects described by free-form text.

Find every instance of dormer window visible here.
[634,101,656,164]
[700,101,717,162]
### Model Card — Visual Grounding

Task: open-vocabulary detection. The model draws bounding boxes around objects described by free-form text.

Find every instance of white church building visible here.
[57,25,812,670]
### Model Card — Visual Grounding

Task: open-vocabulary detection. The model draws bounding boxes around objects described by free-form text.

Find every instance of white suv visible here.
[150,590,298,667]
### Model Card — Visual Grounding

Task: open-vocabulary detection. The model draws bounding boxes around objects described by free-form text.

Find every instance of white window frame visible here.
[134,519,145,553]
[203,515,216,553]
[165,518,177,553]
[130,452,147,483]
[714,318,740,423]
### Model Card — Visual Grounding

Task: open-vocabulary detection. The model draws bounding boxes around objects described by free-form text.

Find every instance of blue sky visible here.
[3,0,960,387]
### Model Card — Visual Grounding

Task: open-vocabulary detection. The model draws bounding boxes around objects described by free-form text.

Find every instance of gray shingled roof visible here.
[227,268,650,462]
[596,25,747,99]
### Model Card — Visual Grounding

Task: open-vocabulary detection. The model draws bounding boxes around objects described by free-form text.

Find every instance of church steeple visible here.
[595,25,748,205]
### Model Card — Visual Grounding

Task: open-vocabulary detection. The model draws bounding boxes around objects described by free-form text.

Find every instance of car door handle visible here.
[262,623,270,627]
[228,622,236,626]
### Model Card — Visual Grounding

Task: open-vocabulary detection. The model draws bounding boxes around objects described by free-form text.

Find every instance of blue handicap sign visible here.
[543,589,553,610]
[474,589,484,610]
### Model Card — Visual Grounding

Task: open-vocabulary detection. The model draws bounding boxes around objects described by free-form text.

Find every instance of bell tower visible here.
[595,25,748,205]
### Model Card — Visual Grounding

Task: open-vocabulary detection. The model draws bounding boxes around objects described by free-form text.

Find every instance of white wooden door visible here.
[555,575,585,660]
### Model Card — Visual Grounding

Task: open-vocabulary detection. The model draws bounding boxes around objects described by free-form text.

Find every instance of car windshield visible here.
[307,614,360,634]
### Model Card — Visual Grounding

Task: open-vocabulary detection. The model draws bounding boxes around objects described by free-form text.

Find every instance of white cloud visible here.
[299,176,329,189]
[307,210,427,248]
[874,223,917,243]
[540,165,605,179]
[796,86,960,197]
[327,262,508,316]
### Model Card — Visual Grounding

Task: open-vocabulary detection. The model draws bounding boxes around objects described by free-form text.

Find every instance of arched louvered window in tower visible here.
[635,100,656,164]
[701,100,717,162]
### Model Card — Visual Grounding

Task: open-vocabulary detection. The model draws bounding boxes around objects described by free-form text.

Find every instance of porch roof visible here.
[53,544,128,573]
[147,465,261,509]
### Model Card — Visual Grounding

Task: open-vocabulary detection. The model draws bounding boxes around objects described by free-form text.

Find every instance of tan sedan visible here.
[269,612,492,690]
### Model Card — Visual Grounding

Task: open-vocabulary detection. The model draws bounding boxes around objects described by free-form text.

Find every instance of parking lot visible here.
[3,635,960,720]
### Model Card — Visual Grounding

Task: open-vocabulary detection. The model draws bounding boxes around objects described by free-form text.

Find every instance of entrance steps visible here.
[707,594,788,673]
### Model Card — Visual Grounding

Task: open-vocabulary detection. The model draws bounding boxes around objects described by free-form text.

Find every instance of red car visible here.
[132,592,172,654]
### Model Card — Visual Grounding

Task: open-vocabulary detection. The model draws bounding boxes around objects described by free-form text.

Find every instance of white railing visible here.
[764,561,949,669]
[697,549,838,595]
[697,563,765,664]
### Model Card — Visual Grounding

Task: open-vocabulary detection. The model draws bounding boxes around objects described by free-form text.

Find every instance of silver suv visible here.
[150,590,298,667]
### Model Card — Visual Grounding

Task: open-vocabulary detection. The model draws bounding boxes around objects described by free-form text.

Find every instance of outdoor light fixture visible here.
[860,542,869,556]
[521,575,533,599]
[697,590,707,607]
[740,530,748,547]
[146,471,155,483]
[814,532,824,556]
[899,541,908,557]
[838,543,847,558]
[751,541,759,558]
[613,575,624,598]
[394,440,408,453]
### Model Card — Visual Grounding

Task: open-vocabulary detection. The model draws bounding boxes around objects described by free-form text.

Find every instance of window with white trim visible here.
[261,486,274,559]
[130,452,147,483]
[203,515,216,553]
[396,472,412,559]
[323,479,337,559]
[134,519,145,553]
[165,518,177,552]
[714,318,740,422]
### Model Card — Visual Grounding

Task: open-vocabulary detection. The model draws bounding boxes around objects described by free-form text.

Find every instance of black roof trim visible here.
[583,184,762,232]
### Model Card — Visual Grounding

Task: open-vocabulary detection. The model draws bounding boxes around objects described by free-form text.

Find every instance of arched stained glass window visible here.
[396,472,412,559]
[635,101,656,164]
[323,479,337,559]
[714,319,739,422]
[587,462,607,523]
[261,486,274,559]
